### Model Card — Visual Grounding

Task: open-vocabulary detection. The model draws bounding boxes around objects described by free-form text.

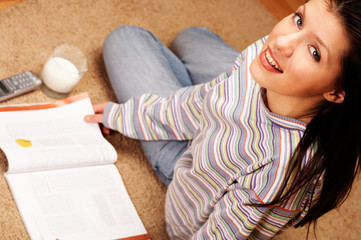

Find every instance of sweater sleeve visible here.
[188,174,308,240]
[190,189,292,240]
[102,73,227,141]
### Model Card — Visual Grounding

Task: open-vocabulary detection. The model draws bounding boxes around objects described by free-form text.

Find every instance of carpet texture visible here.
[0,0,359,239]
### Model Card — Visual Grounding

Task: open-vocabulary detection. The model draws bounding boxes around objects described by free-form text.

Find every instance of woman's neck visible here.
[263,90,323,124]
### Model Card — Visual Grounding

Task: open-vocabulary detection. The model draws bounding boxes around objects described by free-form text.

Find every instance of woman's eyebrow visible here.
[314,34,330,56]
[304,3,330,57]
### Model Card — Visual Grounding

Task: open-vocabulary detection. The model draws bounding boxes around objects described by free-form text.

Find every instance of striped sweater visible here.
[103,37,323,239]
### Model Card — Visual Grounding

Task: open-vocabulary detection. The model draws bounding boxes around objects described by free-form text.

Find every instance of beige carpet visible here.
[0,0,359,239]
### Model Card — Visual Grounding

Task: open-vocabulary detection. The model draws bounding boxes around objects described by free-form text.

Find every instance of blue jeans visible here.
[103,26,239,185]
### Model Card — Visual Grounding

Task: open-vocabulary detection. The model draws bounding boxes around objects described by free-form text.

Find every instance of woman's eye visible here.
[309,46,321,62]
[293,13,303,29]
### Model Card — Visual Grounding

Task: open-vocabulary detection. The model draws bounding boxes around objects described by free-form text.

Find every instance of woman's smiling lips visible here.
[260,46,283,73]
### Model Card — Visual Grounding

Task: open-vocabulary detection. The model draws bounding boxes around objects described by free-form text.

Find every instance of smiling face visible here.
[250,0,350,121]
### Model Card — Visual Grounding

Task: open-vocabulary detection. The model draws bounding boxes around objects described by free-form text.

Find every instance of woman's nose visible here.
[274,33,299,58]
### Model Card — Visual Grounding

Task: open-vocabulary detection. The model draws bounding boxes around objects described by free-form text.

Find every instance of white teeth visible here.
[266,49,283,72]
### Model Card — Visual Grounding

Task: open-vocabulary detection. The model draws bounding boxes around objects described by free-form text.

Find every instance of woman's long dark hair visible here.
[269,0,361,231]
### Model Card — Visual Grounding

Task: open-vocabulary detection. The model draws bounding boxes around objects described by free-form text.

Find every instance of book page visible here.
[5,164,150,240]
[0,93,117,173]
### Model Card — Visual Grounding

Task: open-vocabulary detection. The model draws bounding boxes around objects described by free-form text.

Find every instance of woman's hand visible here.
[84,102,111,135]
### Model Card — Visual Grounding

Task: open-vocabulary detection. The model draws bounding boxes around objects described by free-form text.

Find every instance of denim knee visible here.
[171,26,223,49]
[103,25,152,50]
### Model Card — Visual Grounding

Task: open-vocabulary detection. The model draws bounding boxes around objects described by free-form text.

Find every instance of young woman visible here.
[85,0,361,238]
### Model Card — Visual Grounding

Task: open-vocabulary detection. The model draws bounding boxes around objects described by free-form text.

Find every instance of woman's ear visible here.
[323,89,345,103]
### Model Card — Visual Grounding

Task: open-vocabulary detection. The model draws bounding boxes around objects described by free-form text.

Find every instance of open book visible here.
[0,93,151,240]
